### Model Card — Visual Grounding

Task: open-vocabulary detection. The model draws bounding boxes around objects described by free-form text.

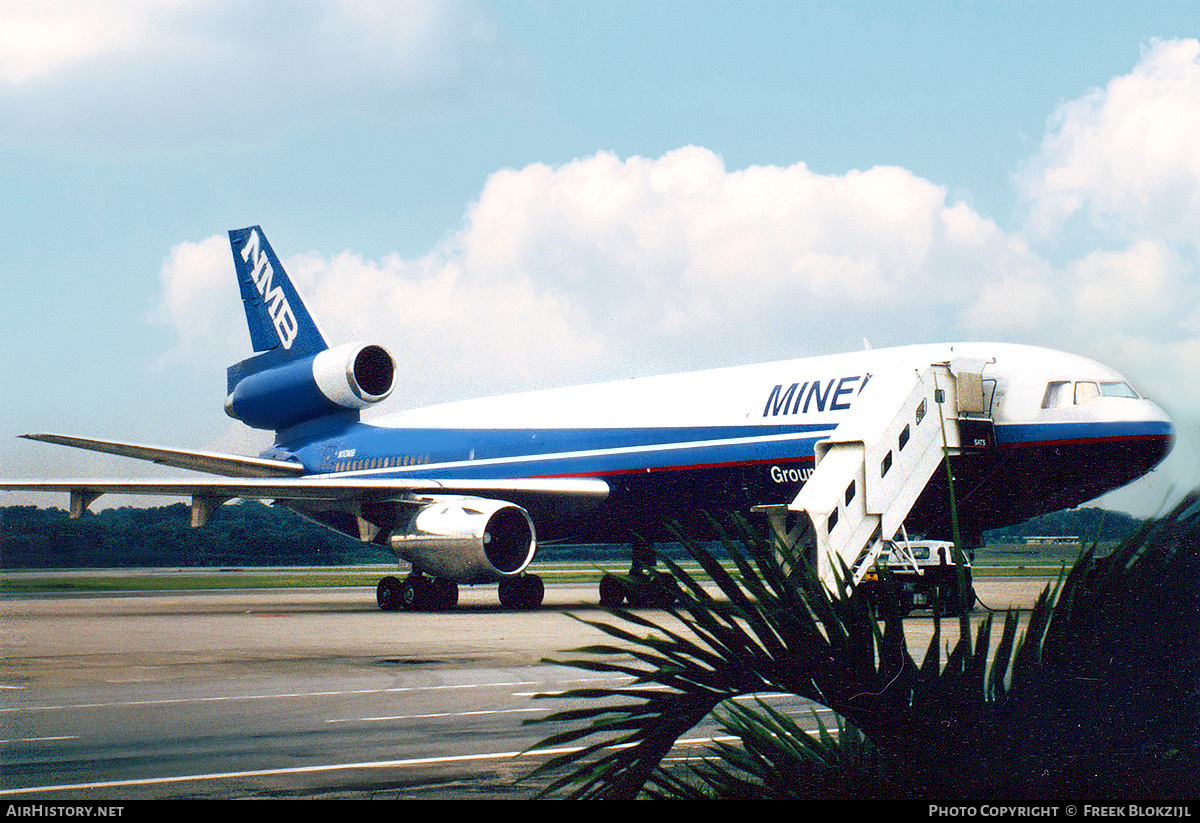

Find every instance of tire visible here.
[522,574,544,609]
[430,578,459,610]
[497,577,515,609]
[599,574,626,607]
[498,575,544,610]
[400,575,427,611]
[650,572,681,607]
[376,576,402,611]
[936,584,973,617]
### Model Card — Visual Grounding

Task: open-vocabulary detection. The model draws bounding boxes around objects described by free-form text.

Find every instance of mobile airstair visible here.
[756,360,993,595]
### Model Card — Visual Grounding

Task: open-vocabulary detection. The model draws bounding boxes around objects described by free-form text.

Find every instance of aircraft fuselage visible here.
[278,342,1174,544]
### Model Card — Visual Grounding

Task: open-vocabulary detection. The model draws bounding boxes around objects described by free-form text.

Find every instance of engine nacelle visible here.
[226,342,395,431]
[388,496,537,584]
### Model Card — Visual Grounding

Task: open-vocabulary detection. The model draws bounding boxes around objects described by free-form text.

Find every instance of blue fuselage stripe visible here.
[992,420,1174,446]
[285,419,1172,482]
[292,423,828,479]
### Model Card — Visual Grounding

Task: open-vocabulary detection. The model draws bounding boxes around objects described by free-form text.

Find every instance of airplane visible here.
[0,226,1176,611]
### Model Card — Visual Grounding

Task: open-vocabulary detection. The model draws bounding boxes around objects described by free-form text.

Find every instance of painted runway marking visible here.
[327,707,545,723]
[0,734,754,796]
[1,675,625,713]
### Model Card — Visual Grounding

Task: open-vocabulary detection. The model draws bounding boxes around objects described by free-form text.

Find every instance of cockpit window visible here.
[1074,381,1099,404]
[1100,381,1139,399]
[1041,381,1072,409]
[1043,379,1141,408]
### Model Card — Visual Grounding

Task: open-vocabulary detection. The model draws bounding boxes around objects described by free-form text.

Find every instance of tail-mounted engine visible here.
[225,342,396,431]
[388,496,537,584]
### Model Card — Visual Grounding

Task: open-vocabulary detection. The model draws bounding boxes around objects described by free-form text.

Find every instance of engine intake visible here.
[388,496,537,583]
[313,343,395,407]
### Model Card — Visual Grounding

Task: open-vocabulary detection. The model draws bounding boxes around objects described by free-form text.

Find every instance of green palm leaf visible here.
[527,492,1200,799]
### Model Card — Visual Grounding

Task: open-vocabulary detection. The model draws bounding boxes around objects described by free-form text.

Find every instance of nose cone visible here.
[1144,400,1175,470]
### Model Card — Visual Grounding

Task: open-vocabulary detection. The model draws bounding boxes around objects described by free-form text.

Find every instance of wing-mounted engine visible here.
[225,342,396,431]
[388,496,537,584]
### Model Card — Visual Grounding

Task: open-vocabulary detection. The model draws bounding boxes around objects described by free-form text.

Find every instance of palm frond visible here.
[527,491,1200,799]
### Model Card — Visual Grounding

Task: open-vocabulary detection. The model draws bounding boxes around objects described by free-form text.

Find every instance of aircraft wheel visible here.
[430,578,459,611]
[400,575,429,611]
[499,574,544,609]
[625,577,653,607]
[376,576,402,611]
[523,578,547,609]
[498,578,516,609]
[599,573,626,607]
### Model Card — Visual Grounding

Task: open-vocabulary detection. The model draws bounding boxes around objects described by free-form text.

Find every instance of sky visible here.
[0,1,1197,517]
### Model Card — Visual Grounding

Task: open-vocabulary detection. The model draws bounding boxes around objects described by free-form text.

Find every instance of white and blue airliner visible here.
[2,227,1175,611]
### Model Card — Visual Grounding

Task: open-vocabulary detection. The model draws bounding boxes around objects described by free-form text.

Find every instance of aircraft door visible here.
[951,358,997,451]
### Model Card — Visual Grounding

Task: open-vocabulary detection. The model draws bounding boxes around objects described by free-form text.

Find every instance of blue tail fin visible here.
[228,226,327,358]
[225,226,396,434]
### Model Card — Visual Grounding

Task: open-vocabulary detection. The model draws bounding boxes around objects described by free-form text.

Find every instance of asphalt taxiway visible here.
[1,578,1053,799]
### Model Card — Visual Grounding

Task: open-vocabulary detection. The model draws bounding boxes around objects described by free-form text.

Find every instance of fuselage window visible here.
[1074,382,1100,404]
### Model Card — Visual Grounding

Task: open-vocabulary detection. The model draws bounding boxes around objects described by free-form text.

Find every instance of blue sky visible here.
[1,1,1196,516]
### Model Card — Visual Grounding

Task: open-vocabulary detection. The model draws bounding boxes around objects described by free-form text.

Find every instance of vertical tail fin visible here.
[228,226,327,358]
[224,226,396,434]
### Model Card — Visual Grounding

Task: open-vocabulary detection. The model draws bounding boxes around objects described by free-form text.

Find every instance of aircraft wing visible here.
[18,433,306,477]
[0,476,610,526]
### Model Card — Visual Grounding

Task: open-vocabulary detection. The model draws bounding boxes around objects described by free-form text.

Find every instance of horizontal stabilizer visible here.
[19,433,306,478]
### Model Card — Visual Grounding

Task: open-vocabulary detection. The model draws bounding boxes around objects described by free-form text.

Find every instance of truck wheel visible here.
[599,573,626,607]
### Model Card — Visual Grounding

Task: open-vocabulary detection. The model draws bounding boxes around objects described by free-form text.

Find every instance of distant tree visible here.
[1,502,390,568]
[984,506,1142,544]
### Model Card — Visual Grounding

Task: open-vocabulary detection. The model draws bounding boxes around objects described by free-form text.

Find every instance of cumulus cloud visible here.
[1010,38,1200,410]
[158,147,1037,407]
[0,0,530,148]
[1068,241,1186,333]
[152,40,1200,437]
[154,233,246,367]
[1022,38,1200,248]
[0,0,172,84]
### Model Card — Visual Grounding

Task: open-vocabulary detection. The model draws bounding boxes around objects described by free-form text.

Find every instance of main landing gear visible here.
[597,537,681,608]
[376,574,458,611]
[375,572,545,611]
[498,574,545,610]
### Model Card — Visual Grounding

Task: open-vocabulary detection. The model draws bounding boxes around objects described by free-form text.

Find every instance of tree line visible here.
[0,502,390,568]
[1,501,1144,569]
